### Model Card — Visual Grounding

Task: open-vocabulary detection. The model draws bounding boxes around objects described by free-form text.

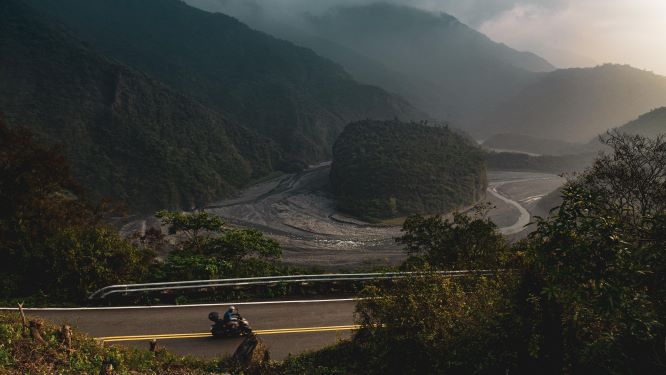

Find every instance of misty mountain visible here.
[478,65,666,142]
[25,0,423,166]
[615,107,666,138]
[0,0,280,212]
[195,2,554,126]
[301,2,554,123]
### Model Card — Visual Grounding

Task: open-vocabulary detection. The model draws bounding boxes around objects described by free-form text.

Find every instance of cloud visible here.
[479,0,666,74]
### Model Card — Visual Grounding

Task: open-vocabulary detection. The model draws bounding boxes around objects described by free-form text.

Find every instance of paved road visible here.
[19,299,357,360]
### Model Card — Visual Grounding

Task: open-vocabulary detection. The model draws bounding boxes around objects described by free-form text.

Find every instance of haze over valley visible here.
[2,0,666,372]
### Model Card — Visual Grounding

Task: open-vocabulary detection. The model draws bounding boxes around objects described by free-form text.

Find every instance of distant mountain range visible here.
[483,107,666,157]
[5,0,666,213]
[190,1,666,143]
[186,1,554,126]
[477,65,666,142]
[1,0,422,212]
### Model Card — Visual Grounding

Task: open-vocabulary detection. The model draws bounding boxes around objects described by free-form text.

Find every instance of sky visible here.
[186,0,666,75]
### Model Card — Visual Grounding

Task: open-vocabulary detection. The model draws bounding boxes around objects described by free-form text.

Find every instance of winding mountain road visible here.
[8,299,357,360]
[29,170,564,360]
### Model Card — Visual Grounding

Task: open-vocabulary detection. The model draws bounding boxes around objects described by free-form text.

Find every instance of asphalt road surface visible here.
[18,299,357,360]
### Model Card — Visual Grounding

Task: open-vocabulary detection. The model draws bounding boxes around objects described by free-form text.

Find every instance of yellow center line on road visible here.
[96,324,361,343]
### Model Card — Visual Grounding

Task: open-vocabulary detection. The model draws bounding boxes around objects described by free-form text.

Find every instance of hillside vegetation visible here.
[616,107,666,137]
[330,121,487,220]
[0,311,218,374]
[478,64,666,142]
[275,133,666,374]
[0,0,275,212]
[26,0,423,166]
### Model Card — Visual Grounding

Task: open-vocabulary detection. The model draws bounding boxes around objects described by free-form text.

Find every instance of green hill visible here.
[26,0,423,165]
[616,107,666,137]
[0,0,274,212]
[478,65,666,142]
[330,121,487,220]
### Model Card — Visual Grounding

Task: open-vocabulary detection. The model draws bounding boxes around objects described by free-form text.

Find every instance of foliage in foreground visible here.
[0,122,293,305]
[0,312,218,374]
[397,205,511,270]
[153,210,284,282]
[0,120,152,303]
[293,132,666,374]
[522,132,666,373]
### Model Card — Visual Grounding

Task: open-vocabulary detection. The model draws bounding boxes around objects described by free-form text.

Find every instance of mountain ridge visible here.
[0,0,275,212]
[182,1,553,126]
[26,0,424,165]
[477,64,666,142]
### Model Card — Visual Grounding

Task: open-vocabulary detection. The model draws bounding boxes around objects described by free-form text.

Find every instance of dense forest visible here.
[268,133,666,374]
[0,0,422,213]
[0,0,275,212]
[25,0,423,167]
[0,119,286,304]
[330,120,487,220]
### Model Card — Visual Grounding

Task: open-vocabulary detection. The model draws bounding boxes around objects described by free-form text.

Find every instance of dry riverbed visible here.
[204,165,565,270]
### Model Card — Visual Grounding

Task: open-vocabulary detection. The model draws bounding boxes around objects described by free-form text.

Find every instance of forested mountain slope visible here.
[185,1,554,126]
[330,121,487,220]
[0,0,275,212]
[26,0,423,165]
[216,2,553,126]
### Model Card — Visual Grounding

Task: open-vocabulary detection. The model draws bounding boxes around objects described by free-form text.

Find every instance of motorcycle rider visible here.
[223,306,240,328]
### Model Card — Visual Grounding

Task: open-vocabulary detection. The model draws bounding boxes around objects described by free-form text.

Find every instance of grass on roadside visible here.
[0,311,220,374]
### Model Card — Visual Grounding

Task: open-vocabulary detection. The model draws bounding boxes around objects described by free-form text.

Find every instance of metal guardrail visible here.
[88,270,498,299]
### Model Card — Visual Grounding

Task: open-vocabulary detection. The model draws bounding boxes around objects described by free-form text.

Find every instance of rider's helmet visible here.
[229,306,236,312]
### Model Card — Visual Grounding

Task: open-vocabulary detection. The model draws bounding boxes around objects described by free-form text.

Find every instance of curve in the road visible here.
[14,298,358,360]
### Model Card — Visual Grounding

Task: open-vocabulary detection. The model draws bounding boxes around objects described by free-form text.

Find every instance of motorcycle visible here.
[208,311,253,338]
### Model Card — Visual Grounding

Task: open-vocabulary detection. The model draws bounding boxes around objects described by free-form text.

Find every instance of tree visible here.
[353,272,522,374]
[155,210,282,279]
[578,131,666,222]
[397,205,510,270]
[0,119,151,301]
[524,132,666,373]
[155,210,225,252]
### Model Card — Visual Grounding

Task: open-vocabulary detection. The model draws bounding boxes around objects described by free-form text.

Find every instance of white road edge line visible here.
[0,298,359,311]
